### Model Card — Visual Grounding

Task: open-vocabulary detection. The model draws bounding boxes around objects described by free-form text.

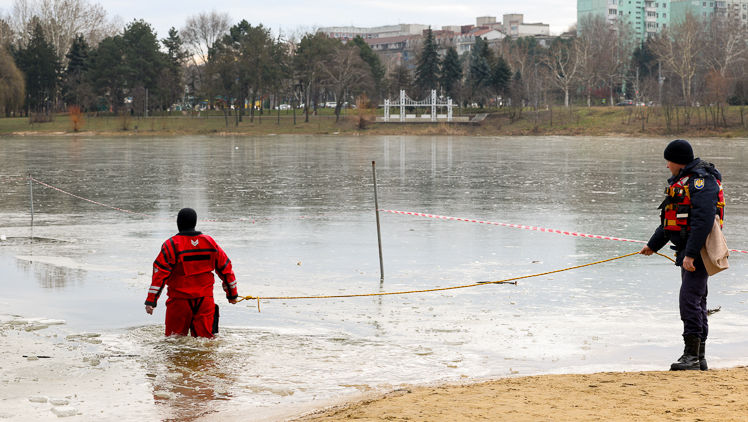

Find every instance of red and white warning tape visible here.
[24,177,747,254]
[379,209,748,255]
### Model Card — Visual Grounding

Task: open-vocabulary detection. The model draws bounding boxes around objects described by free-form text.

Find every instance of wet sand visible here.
[296,366,748,421]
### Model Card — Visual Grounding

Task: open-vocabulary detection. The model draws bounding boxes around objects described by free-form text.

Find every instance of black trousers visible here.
[679,255,709,340]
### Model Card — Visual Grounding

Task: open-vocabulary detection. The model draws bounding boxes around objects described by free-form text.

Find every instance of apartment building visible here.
[578,0,747,41]
[319,24,428,41]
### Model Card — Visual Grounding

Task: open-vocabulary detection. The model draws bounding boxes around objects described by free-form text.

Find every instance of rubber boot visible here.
[670,334,701,371]
[699,340,708,371]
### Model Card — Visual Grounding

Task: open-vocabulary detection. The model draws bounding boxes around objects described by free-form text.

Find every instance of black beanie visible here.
[177,208,197,232]
[664,139,694,165]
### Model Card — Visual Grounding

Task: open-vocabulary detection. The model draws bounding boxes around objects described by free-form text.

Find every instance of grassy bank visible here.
[1,105,746,138]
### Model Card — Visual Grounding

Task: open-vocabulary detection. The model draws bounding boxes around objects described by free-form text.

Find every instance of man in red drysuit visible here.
[145,208,238,338]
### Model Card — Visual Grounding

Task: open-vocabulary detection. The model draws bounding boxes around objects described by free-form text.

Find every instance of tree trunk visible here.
[250,94,256,123]
[304,84,311,123]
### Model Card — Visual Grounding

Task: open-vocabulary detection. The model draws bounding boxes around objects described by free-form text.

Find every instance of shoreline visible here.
[292,366,748,421]
[2,106,747,138]
[2,126,746,139]
[3,129,746,140]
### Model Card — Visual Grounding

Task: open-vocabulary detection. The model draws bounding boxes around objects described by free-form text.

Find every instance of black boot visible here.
[670,334,701,371]
[699,340,708,371]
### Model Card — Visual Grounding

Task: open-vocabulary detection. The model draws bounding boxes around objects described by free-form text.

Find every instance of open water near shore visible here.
[1,135,748,421]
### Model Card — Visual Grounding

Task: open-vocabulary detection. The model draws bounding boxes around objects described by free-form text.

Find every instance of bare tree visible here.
[10,0,118,59]
[385,63,413,99]
[576,15,613,107]
[181,10,230,66]
[652,13,706,106]
[703,15,748,79]
[181,10,230,103]
[500,37,542,108]
[542,37,581,107]
[0,16,13,48]
[594,20,634,106]
[322,43,374,122]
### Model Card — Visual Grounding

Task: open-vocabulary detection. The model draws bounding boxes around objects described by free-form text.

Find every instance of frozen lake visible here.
[1,135,748,421]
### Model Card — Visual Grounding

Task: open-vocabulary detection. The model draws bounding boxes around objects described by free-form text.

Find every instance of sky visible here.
[0,0,577,39]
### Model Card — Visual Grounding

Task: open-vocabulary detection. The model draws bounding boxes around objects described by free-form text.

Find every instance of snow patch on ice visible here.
[51,406,78,417]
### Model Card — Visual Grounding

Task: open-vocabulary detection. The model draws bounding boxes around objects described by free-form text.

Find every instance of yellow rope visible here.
[237,251,675,312]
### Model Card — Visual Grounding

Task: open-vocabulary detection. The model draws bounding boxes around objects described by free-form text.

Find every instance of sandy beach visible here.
[297,366,748,421]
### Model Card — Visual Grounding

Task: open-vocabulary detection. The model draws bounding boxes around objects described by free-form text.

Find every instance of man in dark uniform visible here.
[640,139,723,371]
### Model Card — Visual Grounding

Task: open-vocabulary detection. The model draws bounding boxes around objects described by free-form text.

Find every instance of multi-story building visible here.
[326,14,551,70]
[502,13,551,37]
[677,0,748,24]
[318,24,428,41]
[578,0,747,41]
[578,0,669,40]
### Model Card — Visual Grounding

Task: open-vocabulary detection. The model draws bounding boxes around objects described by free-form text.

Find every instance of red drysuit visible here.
[145,231,237,337]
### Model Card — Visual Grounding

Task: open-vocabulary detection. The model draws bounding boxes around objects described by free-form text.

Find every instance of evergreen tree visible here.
[212,20,275,122]
[414,27,439,97]
[631,38,657,79]
[293,32,338,122]
[490,56,512,101]
[12,20,60,113]
[122,20,167,112]
[509,70,523,108]
[161,27,188,108]
[63,34,91,107]
[267,35,290,111]
[88,34,127,112]
[387,63,412,97]
[439,46,462,100]
[351,35,385,102]
[467,36,491,105]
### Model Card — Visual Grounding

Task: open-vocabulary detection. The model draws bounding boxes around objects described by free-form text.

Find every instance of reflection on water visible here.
[145,336,235,422]
[1,135,748,420]
[16,257,85,289]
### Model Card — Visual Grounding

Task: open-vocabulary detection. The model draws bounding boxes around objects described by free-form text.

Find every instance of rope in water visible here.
[28,176,254,223]
[237,251,675,312]
[30,176,157,218]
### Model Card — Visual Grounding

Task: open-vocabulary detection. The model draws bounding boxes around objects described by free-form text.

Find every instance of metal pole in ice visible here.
[28,173,34,227]
[372,161,384,282]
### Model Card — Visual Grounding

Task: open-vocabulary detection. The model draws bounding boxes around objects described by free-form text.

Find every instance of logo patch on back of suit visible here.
[191,239,199,246]
[694,178,705,190]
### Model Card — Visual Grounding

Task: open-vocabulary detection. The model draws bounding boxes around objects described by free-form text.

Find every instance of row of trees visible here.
[555,14,748,111]
[405,15,747,114]
[1,0,747,121]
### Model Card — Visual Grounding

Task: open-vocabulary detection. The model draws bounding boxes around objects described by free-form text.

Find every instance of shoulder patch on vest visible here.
[694,178,705,189]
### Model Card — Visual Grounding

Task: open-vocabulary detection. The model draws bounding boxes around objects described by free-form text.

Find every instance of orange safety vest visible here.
[662,174,725,232]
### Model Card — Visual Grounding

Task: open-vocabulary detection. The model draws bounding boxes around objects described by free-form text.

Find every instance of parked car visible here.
[275,104,291,110]
[615,100,634,106]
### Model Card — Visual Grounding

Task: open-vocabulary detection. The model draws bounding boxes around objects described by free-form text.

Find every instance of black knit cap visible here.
[664,139,694,165]
[177,208,197,232]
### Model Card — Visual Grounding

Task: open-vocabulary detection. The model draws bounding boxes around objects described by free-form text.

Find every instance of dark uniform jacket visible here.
[647,158,722,266]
